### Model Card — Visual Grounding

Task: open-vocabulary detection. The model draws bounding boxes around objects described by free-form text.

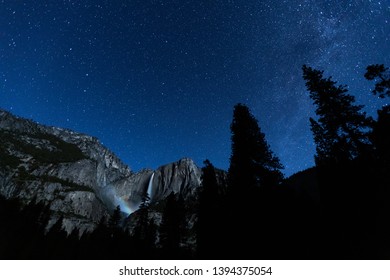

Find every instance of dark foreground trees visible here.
[301,64,390,258]
[159,192,185,258]
[196,160,220,258]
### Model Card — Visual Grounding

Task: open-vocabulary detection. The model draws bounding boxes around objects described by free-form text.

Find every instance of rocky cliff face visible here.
[151,158,202,201]
[111,158,202,214]
[0,110,205,233]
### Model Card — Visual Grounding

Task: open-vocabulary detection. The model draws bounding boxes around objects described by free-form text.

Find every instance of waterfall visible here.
[146,172,154,200]
[111,172,155,215]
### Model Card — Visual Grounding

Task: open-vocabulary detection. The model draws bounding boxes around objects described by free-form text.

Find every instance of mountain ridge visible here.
[0,109,205,233]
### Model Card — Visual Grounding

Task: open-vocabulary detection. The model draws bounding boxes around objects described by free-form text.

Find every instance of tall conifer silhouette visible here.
[228,103,283,194]
[302,65,372,165]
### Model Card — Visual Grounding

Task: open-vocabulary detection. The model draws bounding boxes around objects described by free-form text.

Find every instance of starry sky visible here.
[1,0,389,176]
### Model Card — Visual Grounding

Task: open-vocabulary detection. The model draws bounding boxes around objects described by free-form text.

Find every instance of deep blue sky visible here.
[1,0,389,176]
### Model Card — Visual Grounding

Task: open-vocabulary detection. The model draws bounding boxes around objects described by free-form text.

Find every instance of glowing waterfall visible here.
[147,172,154,200]
[112,172,155,215]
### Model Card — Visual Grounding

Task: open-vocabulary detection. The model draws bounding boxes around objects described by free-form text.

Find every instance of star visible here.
[0,0,387,176]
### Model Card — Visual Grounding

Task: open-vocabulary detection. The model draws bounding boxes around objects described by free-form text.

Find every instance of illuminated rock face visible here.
[0,110,204,233]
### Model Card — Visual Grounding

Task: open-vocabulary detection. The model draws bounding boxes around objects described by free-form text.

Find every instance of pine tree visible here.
[196,160,220,258]
[365,64,390,167]
[133,192,156,258]
[227,104,284,258]
[365,65,390,257]
[44,217,68,258]
[108,205,122,232]
[200,160,219,203]
[87,217,110,259]
[228,103,283,193]
[303,65,377,258]
[302,65,373,165]
[134,192,150,240]
[364,64,390,98]
[159,192,185,258]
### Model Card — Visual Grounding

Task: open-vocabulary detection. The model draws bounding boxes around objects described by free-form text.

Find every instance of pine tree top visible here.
[302,65,373,165]
[229,103,283,190]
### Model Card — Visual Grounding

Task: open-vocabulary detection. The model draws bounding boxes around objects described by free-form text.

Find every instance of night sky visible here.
[1,1,389,176]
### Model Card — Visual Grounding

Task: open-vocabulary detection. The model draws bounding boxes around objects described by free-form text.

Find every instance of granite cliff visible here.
[0,110,205,233]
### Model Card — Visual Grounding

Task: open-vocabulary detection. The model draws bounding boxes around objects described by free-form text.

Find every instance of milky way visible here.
[1,1,389,175]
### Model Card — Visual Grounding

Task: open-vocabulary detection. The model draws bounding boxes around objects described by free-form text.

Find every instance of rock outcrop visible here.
[0,109,205,233]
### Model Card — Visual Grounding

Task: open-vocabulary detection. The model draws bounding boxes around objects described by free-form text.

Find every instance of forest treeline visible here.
[0,64,389,259]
